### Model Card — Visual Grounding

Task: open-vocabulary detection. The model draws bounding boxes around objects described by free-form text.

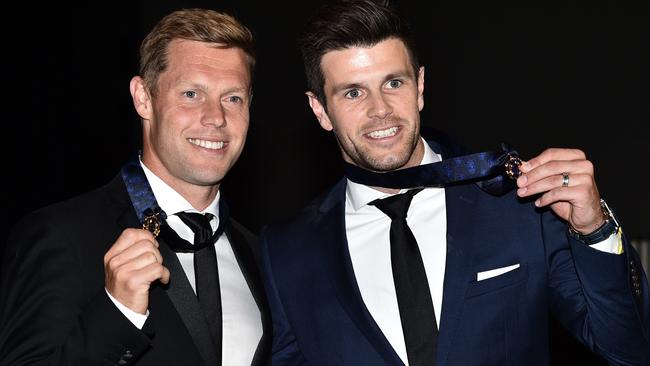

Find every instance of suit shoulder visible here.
[16,175,124,228]
[5,175,127,258]
[229,218,257,243]
[262,181,343,240]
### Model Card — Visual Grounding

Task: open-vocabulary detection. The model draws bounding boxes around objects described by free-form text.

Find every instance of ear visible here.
[306,92,333,131]
[417,66,425,112]
[130,76,153,120]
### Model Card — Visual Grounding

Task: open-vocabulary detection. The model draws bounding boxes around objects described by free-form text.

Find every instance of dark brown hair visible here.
[298,0,419,106]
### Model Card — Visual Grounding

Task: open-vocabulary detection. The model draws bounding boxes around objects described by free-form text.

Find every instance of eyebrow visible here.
[177,80,250,96]
[221,86,250,95]
[329,70,413,95]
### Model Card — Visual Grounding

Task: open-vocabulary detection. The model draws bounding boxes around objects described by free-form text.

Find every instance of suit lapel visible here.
[436,184,479,366]
[110,176,217,366]
[317,180,404,365]
[157,233,219,366]
[111,175,142,231]
[225,222,271,366]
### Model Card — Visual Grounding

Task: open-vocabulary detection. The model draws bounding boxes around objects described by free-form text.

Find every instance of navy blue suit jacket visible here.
[261,140,650,366]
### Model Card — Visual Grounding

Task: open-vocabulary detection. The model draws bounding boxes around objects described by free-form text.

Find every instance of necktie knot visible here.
[370,188,422,220]
[176,212,215,247]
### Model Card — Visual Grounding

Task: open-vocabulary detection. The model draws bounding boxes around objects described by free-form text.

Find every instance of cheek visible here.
[229,110,250,136]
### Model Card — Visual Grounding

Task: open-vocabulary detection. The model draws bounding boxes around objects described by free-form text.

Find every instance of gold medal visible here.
[142,208,163,237]
[504,154,523,180]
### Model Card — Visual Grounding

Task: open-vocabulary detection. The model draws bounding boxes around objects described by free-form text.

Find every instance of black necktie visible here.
[175,212,223,365]
[370,188,437,366]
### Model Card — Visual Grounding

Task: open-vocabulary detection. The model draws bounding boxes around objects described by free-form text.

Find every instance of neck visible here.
[359,138,426,195]
[173,184,220,212]
[141,155,220,212]
[371,186,401,194]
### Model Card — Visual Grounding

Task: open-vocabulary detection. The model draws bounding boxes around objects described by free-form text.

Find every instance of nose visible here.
[201,99,226,128]
[367,92,393,120]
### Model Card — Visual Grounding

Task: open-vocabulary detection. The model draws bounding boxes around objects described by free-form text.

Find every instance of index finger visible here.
[106,228,158,259]
[520,148,586,174]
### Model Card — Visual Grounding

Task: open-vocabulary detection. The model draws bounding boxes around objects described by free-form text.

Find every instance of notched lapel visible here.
[157,235,218,366]
[436,184,479,366]
[318,180,404,365]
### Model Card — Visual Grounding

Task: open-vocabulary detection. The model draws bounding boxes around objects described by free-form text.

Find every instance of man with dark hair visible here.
[260,1,650,365]
[0,8,270,366]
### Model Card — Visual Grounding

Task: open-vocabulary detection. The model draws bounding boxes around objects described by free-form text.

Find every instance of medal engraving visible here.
[142,208,164,237]
[504,154,523,180]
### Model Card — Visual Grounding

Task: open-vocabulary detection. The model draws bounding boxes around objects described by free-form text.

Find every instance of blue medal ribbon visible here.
[343,143,521,196]
[120,151,230,236]
[120,152,167,235]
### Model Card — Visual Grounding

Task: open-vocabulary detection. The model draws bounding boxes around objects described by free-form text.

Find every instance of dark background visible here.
[2,1,648,364]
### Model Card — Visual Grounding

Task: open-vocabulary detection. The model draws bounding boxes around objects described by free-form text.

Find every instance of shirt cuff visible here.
[588,228,624,254]
[105,288,149,329]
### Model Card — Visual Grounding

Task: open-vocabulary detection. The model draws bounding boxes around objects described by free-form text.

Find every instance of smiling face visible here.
[131,39,251,203]
[307,37,425,172]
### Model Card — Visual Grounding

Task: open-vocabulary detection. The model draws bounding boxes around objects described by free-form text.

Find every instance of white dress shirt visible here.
[107,161,262,366]
[345,139,621,366]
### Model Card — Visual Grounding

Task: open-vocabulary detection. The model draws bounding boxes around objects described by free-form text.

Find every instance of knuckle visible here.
[106,256,120,270]
[573,148,586,159]
[122,228,137,240]
[113,267,128,283]
[103,251,112,264]
[155,265,165,277]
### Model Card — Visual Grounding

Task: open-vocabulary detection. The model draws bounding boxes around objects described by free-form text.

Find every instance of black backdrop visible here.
[2,1,648,364]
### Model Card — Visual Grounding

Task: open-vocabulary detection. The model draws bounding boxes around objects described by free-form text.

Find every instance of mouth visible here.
[188,138,226,150]
[365,126,399,140]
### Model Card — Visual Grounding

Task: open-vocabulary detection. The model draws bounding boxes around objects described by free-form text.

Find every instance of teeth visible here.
[367,127,398,139]
[188,138,224,150]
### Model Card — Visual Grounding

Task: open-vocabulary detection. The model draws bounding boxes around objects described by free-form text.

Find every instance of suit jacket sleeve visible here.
[543,211,650,365]
[259,226,309,366]
[0,210,152,365]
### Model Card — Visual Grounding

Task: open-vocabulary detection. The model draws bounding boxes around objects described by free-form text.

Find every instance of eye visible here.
[226,95,243,103]
[183,90,198,99]
[386,80,402,89]
[344,89,362,99]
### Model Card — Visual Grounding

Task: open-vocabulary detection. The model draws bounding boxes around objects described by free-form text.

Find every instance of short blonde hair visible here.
[139,8,255,95]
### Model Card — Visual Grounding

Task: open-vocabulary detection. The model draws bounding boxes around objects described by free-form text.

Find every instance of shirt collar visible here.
[346,138,441,211]
[140,159,220,218]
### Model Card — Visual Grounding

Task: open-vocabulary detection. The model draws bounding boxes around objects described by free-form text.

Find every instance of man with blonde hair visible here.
[0,8,270,366]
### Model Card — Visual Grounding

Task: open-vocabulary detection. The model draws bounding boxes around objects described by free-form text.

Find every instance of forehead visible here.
[164,39,251,85]
[320,38,412,86]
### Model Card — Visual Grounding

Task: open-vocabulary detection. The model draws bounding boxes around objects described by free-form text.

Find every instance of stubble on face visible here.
[318,38,425,172]
[140,40,251,206]
[334,114,422,172]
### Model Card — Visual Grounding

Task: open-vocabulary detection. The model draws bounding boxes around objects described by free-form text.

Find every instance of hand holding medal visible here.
[515,148,606,234]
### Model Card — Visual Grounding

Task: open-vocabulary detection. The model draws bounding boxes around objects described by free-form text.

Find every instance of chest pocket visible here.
[465,264,528,298]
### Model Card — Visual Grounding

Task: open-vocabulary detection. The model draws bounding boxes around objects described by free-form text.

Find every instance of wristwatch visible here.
[567,198,620,245]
